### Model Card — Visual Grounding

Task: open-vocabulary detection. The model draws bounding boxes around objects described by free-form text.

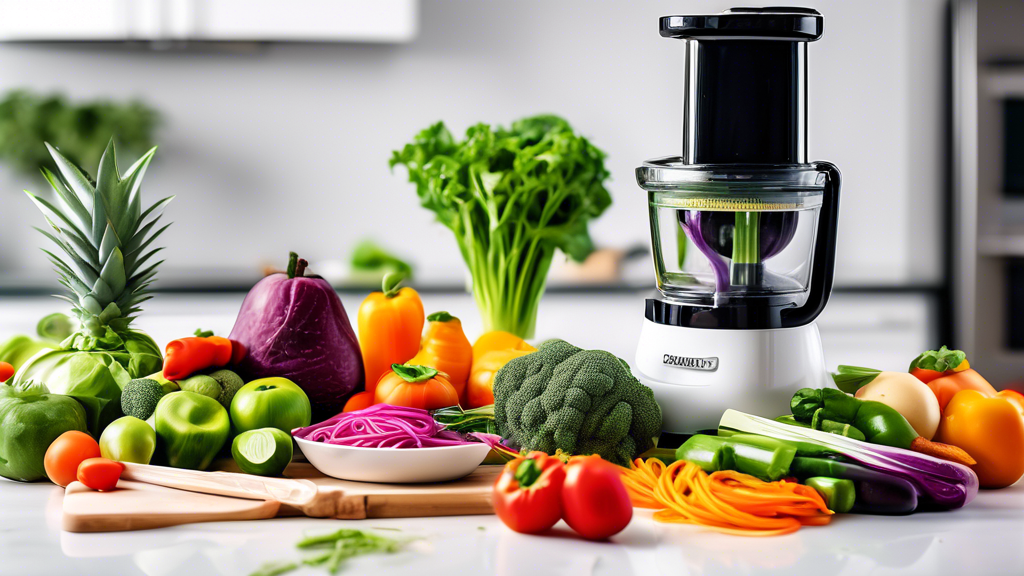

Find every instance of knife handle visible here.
[120,462,320,507]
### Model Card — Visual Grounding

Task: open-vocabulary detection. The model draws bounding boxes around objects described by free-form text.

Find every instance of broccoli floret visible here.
[493,339,662,467]
[121,378,165,420]
[208,369,244,408]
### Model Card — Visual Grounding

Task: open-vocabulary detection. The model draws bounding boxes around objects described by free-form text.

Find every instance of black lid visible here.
[663,6,824,165]
[660,7,823,41]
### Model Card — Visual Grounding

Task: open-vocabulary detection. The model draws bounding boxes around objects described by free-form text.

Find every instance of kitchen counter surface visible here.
[4,291,997,576]
[2,478,1022,576]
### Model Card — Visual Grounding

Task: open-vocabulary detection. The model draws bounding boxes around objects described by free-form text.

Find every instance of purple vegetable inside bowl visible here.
[685,210,799,261]
[229,253,364,421]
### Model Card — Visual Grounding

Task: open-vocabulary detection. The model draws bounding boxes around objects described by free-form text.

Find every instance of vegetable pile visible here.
[390,115,612,339]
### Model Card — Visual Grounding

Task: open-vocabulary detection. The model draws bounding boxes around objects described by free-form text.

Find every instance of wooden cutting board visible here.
[63,461,501,533]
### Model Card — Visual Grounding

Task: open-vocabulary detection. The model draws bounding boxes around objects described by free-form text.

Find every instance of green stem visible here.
[733,212,760,264]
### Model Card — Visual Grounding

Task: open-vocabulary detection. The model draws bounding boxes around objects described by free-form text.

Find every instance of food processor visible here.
[634,7,842,433]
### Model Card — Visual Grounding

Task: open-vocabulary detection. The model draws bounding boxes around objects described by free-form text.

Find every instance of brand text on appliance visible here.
[663,354,719,371]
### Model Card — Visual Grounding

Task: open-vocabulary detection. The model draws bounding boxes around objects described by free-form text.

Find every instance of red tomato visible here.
[0,361,14,383]
[561,455,632,540]
[44,431,101,487]
[77,458,125,491]
[492,452,566,534]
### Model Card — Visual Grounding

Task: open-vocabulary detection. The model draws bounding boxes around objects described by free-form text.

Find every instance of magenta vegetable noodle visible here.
[292,404,497,449]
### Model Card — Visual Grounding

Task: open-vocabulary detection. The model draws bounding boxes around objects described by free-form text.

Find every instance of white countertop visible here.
[2,478,1023,576]
[5,291,1000,576]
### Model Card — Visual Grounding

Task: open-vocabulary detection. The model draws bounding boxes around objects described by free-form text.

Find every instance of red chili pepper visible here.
[561,455,633,540]
[492,451,566,534]
[163,336,234,381]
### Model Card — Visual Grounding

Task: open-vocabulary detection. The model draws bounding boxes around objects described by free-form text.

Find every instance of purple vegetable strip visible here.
[680,211,730,292]
[292,404,489,449]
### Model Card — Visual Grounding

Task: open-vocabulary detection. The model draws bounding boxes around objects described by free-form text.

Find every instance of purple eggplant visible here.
[229,253,364,421]
[790,457,919,515]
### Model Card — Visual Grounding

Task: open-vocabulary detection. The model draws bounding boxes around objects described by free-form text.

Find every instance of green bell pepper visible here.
[791,388,919,449]
[154,391,230,470]
[0,381,88,481]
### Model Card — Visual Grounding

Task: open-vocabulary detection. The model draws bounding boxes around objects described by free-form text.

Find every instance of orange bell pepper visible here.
[357,273,424,394]
[997,390,1024,417]
[472,331,534,363]
[374,363,459,410]
[926,370,997,412]
[408,312,473,404]
[909,347,997,410]
[935,390,1024,489]
[342,390,376,413]
[162,335,234,381]
[467,347,536,408]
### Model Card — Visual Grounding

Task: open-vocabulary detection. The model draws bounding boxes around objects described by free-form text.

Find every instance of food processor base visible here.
[634,317,830,433]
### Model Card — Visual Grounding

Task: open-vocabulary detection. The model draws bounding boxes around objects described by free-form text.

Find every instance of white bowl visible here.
[293,437,491,483]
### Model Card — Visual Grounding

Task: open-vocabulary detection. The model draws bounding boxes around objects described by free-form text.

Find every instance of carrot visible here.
[622,458,832,537]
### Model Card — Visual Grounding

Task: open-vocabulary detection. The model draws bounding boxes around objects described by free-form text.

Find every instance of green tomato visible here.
[230,378,311,434]
[100,416,156,464]
[155,391,230,470]
[231,427,293,476]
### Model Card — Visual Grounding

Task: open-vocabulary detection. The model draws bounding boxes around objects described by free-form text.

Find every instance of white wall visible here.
[0,0,947,287]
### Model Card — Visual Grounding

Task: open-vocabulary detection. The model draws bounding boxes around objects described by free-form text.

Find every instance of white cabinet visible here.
[0,0,418,43]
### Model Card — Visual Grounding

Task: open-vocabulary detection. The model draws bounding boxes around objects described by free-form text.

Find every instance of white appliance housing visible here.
[635,318,830,433]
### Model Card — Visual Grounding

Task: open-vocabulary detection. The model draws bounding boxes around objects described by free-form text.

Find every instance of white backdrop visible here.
[0,0,946,288]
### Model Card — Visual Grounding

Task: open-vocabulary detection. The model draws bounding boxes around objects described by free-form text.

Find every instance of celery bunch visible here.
[390,115,611,338]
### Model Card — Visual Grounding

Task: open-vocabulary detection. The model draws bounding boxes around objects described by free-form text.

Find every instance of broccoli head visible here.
[121,378,165,420]
[493,339,662,466]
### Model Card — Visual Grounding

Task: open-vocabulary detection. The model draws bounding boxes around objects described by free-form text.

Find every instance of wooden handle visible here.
[120,463,320,508]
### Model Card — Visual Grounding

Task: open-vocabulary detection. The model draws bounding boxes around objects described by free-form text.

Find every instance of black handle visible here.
[782,161,841,328]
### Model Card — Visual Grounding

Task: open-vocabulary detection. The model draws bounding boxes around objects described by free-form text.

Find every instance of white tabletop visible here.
[2,478,1022,576]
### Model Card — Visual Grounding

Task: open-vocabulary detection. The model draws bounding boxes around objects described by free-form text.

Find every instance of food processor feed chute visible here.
[634,7,842,433]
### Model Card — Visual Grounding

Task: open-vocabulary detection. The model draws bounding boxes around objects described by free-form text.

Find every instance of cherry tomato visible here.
[77,458,125,491]
[561,455,632,540]
[44,431,100,487]
[0,361,14,383]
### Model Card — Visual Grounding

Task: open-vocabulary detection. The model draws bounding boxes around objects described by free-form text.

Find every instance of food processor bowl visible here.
[640,161,828,309]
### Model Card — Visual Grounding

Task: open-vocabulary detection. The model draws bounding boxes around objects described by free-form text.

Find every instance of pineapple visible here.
[14,139,172,434]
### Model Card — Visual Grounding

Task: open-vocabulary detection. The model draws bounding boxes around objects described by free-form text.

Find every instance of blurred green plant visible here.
[0,90,158,178]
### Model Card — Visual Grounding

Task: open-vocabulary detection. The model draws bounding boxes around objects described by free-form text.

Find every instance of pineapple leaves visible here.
[27,140,170,336]
[45,142,96,214]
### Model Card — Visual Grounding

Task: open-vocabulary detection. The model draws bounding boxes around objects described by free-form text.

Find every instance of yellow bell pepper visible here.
[935,389,1024,488]
[472,331,534,363]
[409,312,473,404]
[467,348,535,408]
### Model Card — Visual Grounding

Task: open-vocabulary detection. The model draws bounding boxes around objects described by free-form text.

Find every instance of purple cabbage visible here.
[719,409,979,512]
[695,211,799,261]
[229,255,364,421]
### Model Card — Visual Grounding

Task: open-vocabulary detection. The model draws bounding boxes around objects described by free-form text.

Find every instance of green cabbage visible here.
[13,329,162,435]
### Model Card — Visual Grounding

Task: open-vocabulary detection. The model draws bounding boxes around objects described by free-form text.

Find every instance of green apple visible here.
[232,427,293,476]
[229,378,311,434]
[99,416,156,464]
